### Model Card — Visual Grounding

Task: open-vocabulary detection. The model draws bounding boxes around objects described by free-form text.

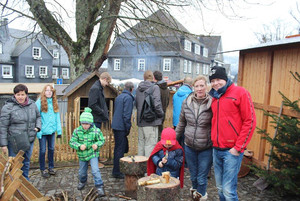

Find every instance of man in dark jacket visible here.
[111,82,134,179]
[88,72,111,129]
[135,70,164,157]
[153,71,170,140]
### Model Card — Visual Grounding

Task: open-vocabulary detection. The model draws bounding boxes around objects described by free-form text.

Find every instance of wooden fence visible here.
[29,106,174,163]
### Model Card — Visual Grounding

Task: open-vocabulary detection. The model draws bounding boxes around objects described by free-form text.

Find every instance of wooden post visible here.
[120,155,148,199]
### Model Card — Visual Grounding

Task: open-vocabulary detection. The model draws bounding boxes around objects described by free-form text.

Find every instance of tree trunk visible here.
[137,176,180,201]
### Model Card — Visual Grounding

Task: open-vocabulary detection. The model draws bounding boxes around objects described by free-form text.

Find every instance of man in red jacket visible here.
[208,66,256,201]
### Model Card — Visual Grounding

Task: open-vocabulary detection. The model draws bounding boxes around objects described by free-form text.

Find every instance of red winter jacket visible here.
[210,84,256,153]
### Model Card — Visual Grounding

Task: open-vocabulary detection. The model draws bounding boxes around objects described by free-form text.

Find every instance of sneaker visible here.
[48,169,56,175]
[97,186,105,197]
[190,188,196,198]
[77,182,86,190]
[112,173,124,179]
[41,170,50,178]
[193,191,202,201]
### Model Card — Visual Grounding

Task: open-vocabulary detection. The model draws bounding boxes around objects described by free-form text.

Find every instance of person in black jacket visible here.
[88,72,112,129]
[153,71,170,140]
[111,82,134,179]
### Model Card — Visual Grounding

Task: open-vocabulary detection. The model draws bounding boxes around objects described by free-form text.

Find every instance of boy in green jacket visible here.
[69,107,105,197]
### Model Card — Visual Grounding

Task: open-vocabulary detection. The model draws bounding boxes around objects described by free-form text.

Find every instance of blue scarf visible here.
[209,79,233,99]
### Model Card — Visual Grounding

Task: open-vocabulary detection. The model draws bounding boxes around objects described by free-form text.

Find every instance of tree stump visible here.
[120,155,148,199]
[137,176,180,201]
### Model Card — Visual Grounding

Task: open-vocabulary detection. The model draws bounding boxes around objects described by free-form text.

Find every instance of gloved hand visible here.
[36,132,42,139]
[57,135,62,139]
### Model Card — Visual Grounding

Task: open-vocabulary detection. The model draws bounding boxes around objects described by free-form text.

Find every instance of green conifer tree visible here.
[253,71,300,196]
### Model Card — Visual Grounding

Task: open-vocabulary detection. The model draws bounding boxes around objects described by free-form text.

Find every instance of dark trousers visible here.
[94,122,102,129]
[112,129,128,176]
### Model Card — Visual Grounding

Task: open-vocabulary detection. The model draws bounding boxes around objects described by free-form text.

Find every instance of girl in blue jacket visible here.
[36,84,62,178]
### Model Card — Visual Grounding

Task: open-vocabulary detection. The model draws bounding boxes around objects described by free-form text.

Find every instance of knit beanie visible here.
[80,107,94,124]
[209,66,228,82]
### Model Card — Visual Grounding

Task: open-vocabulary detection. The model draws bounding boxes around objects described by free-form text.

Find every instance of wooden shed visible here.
[238,36,300,167]
[62,71,118,128]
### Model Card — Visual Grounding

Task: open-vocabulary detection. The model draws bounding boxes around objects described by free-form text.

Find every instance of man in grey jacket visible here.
[135,70,164,157]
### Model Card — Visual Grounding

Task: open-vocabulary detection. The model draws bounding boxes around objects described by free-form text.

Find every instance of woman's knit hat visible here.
[209,66,228,82]
[80,107,94,124]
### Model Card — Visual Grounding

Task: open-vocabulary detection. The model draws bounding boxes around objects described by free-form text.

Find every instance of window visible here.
[2,65,12,78]
[138,59,145,71]
[53,50,59,59]
[203,64,209,75]
[32,47,41,58]
[39,66,48,77]
[195,44,200,55]
[25,65,34,78]
[184,40,191,52]
[0,42,2,54]
[114,59,120,71]
[52,67,58,78]
[62,68,69,79]
[183,60,187,73]
[163,58,171,71]
[203,47,208,57]
[196,63,200,74]
[188,61,192,73]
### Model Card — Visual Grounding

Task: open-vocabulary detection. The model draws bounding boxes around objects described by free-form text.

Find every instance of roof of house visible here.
[62,71,118,99]
[239,35,300,51]
[11,38,53,57]
[108,9,207,61]
[201,35,223,60]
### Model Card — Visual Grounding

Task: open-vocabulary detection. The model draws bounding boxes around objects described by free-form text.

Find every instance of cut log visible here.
[137,176,180,201]
[120,156,148,176]
[120,155,148,199]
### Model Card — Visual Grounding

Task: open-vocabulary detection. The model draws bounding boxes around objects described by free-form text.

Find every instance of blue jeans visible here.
[112,130,127,176]
[213,148,244,201]
[39,133,55,171]
[78,157,104,187]
[8,142,34,181]
[185,146,213,195]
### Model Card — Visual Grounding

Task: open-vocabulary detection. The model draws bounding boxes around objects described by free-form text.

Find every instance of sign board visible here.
[57,78,63,84]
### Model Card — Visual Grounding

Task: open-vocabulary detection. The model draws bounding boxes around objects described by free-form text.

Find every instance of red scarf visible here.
[147,141,185,188]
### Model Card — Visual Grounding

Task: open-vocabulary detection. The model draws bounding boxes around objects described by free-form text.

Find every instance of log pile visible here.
[0,151,50,201]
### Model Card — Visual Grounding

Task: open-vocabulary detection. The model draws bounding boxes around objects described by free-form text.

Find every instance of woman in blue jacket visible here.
[36,84,62,178]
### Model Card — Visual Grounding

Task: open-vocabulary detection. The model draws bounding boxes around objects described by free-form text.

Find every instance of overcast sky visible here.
[174,0,300,52]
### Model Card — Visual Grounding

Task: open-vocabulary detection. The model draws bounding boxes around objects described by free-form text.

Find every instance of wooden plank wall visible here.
[238,46,300,167]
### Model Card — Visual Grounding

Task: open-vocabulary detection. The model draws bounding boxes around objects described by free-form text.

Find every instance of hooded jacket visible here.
[88,80,109,123]
[111,90,134,131]
[172,84,193,127]
[0,96,41,146]
[175,93,212,151]
[69,124,105,161]
[35,98,62,139]
[209,84,256,153]
[135,80,164,127]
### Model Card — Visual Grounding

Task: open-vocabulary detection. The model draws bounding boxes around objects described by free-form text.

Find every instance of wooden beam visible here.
[258,51,274,161]
[254,102,300,118]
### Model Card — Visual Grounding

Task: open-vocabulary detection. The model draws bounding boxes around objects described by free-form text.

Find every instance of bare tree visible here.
[254,19,297,43]
[0,0,258,79]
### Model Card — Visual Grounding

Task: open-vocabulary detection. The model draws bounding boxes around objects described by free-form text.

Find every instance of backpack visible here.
[140,85,156,122]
